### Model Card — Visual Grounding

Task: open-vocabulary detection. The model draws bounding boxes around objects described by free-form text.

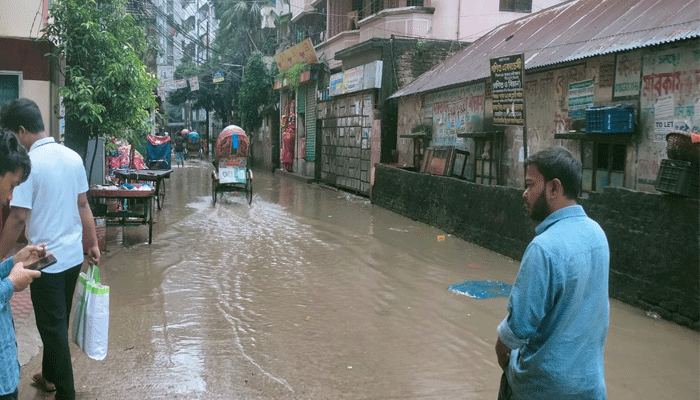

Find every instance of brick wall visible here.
[372,164,699,329]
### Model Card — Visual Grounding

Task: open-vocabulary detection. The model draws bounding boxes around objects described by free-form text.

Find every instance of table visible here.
[88,187,155,244]
[112,169,172,210]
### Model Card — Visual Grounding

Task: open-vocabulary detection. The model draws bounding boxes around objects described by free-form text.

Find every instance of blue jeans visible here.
[175,151,184,164]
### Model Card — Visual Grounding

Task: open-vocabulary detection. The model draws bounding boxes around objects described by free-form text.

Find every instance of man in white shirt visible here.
[0,98,100,400]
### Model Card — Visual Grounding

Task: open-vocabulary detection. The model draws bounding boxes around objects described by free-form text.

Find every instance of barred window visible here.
[499,0,532,12]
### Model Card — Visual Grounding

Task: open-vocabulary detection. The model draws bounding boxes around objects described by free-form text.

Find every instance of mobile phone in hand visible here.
[25,254,57,271]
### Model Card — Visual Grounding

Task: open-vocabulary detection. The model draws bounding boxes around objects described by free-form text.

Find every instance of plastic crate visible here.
[586,106,635,133]
[655,159,699,198]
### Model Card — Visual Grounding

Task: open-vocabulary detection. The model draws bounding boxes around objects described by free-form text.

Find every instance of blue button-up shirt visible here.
[0,256,19,395]
[498,205,609,399]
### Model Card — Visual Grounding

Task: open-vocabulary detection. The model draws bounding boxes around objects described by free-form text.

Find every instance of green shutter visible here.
[305,86,316,161]
[297,88,306,114]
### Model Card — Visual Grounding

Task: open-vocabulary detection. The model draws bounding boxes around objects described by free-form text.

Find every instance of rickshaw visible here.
[211,125,253,205]
[184,131,203,160]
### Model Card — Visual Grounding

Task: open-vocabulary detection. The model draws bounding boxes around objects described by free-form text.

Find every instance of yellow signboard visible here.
[274,38,319,73]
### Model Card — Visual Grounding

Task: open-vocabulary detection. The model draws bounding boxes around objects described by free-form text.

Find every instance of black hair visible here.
[0,98,45,133]
[525,146,582,199]
[0,130,31,181]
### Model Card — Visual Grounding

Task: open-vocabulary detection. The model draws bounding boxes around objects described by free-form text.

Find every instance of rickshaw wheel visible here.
[211,177,218,205]
[246,179,253,205]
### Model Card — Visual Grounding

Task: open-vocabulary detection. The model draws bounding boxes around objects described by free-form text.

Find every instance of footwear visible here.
[32,372,56,392]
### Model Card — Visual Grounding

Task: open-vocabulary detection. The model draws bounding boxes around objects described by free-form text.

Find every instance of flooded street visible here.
[20,160,699,399]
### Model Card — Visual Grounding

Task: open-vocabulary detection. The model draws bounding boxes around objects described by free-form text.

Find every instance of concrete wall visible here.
[0,0,47,37]
[372,164,699,330]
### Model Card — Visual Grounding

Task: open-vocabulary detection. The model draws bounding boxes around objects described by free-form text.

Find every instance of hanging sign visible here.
[189,76,199,91]
[490,54,524,126]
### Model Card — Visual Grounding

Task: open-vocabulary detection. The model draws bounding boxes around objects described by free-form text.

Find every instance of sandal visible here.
[32,373,56,392]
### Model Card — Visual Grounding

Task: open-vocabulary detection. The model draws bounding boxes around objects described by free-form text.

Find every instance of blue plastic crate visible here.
[586,106,635,133]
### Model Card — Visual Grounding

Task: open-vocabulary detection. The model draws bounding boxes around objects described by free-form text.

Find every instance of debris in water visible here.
[437,235,445,242]
[449,280,512,299]
[645,311,660,319]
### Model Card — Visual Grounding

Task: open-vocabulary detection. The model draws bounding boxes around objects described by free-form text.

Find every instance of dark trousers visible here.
[30,263,82,400]
[0,389,18,400]
[498,372,515,400]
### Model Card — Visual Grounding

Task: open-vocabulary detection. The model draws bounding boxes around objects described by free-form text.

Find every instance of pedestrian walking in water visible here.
[0,98,101,400]
[495,146,610,399]
[174,131,185,167]
[0,130,46,400]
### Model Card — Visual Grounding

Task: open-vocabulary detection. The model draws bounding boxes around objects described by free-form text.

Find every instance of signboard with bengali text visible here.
[490,54,524,126]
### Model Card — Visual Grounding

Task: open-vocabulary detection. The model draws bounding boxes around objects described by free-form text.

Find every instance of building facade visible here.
[391,0,700,196]
[274,0,566,195]
[0,0,59,138]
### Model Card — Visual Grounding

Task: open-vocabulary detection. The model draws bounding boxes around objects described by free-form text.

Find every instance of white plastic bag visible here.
[72,265,110,360]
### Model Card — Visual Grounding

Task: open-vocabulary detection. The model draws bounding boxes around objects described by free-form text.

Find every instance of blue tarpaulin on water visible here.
[448,280,512,299]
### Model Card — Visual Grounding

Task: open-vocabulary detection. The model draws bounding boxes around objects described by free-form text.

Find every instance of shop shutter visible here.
[305,85,316,162]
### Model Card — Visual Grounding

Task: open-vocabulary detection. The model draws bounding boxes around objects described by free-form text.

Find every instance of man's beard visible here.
[529,190,550,222]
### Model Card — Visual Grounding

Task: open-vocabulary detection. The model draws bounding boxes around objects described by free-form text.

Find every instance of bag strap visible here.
[91,266,101,286]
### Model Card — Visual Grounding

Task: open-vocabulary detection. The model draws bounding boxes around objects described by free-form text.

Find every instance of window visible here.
[406,0,424,6]
[0,73,21,107]
[352,0,364,19]
[499,0,532,12]
[369,0,383,15]
[473,139,498,185]
[581,141,626,192]
[167,37,174,65]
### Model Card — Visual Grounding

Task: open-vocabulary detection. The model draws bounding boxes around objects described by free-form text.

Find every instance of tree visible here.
[43,0,157,157]
[167,59,241,127]
[238,52,273,133]
[211,0,278,59]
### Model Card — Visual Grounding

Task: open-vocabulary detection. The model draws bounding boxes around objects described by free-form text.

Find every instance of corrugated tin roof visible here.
[391,0,700,98]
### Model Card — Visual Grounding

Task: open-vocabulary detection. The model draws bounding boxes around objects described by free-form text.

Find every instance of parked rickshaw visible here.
[184,131,203,160]
[211,125,253,205]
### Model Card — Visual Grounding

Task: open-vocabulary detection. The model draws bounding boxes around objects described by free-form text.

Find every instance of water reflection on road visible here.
[37,161,698,399]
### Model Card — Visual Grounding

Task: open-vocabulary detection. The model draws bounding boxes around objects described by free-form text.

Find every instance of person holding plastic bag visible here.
[0,130,45,400]
[0,99,101,400]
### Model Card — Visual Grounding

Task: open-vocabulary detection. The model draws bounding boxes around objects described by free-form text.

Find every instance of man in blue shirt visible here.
[496,146,610,399]
[0,130,45,400]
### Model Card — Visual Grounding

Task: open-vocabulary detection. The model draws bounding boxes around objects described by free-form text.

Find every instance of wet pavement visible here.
[14,159,700,399]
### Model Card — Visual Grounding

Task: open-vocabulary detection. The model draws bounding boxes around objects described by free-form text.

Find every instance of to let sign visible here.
[490,54,524,126]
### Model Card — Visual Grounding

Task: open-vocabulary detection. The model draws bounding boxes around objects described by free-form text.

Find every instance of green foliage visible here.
[166,58,242,125]
[277,63,307,92]
[43,0,157,143]
[211,0,277,59]
[238,52,273,132]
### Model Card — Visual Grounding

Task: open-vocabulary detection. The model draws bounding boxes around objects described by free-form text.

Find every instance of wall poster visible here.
[613,51,642,98]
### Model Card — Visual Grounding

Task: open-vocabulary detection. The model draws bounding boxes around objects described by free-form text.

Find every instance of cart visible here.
[146,134,172,169]
[211,125,252,205]
[185,131,203,160]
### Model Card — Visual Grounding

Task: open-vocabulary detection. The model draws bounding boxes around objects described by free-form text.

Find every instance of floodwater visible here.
[20,160,699,399]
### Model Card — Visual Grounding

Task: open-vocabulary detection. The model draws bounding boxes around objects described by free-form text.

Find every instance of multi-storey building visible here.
[0,0,59,138]
[269,0,566,195]
[150,0,217,133]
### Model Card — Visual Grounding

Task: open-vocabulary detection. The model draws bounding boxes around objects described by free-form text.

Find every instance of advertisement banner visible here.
[568,79,594,120]
[425,83,485,146]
